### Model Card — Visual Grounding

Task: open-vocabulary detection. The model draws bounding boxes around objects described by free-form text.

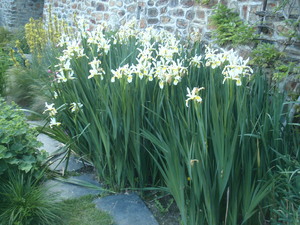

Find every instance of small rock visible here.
[148,18,159,25]
[176,18,188,29]
[186,9,195,20]
[156,0,169,7]
[96,3,106,11]
[180,0,194,8]
[148,8,158,17]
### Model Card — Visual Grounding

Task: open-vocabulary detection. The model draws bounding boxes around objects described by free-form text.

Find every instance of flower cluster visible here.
[55,56,75,83]
[43,102,61,128]
[86,23,110,54]
[43,101,83,128]
[111,22,187,88]
[55,20,112,84]
[111,64,133,83]
[154,59,187,89]
[204,46,228,69]
[114,19,139,44]
[89,58,105,79]
[190,55,203,68]
[222,52,253,86]
[190,46,253,86]
[43,102,57,117]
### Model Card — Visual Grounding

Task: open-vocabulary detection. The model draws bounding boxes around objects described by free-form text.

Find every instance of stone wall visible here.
[43,0,299,57]
[0,0,44,29]
[43,0,267,38]
[1,0,298,60]
[43,0,299,96]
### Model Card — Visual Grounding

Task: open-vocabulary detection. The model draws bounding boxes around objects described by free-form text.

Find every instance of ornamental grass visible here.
[37,19,299,224]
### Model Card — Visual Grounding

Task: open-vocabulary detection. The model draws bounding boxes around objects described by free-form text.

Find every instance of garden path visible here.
[28,121,159,225]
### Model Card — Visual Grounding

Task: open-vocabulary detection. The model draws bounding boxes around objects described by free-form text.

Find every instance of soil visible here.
[143,193,181,225]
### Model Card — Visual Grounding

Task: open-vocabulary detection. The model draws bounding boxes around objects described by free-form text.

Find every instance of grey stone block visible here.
[44,173,103,200]
[93,193,159,225]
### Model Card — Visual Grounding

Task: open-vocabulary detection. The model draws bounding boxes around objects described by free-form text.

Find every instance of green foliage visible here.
[154,198,174,213]
[210,4,257,46]
[12,28,30,54]
[250,43,299,82]
[5,66,35,106]
[0,170,62,225]
[0,27,12,48]
[0,48,12,96]
[280,19,300,41]
[270,152,300,224]
[194,0,211,5]
[0,27,30,97]
[33,18,299,224]
[250,43,284,68]
[0,27,13,96]
[273,62,297,81]
[0,99,47,176]
[5,44,58,112]
[273,0,300,42]
[142,60,298,225]
[61,195,114,225]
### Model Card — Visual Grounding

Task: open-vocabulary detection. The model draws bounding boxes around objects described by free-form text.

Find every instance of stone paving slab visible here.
[49,154,85,172]
[28,121,85,172]
[94,193,159,225]
[44,173,103,200]
[39,133,85,172]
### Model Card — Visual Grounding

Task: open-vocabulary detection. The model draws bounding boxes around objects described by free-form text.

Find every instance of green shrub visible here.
[5,46,57,111]
[210,4,257,46]
[0,170,62,225]
[273,62,298,81]
[0,99,47,176]
[250,43,284,68]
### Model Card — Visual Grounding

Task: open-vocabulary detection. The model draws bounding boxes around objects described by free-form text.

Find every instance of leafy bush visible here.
[5,62,53,111]
[0,171,62,225]
[210,4,257,46]
[250,43,284,68]
[0,99,47,176]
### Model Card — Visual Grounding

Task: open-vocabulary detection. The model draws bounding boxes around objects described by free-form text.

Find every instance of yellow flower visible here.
[88,58,105,79]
